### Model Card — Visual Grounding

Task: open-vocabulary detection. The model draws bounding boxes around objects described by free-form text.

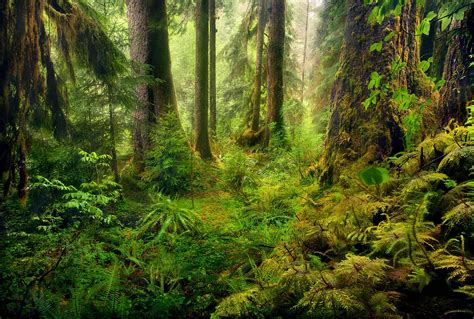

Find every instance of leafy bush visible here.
[31,150,121,227]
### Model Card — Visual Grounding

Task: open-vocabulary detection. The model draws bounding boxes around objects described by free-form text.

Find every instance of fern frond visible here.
[335,254,389,286]
[455,285,474,299]
[442,202,474,231]
[212,287,273,318]
[401,172,448,198]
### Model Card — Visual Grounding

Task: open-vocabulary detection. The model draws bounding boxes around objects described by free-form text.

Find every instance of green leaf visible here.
[368,6,380,25]
[417,19,431,36]
[425,11,437,21]
[418,60,431,72]
[393,4,402,16]
[435,79,445,90]
[453,7,466,21]
[441,16,452,31]
[383,31,395,42]
[370,41,383,52]
[358,166,390,186]
[368,72,382,89]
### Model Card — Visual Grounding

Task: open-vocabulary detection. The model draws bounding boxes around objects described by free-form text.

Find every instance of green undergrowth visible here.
[1,124,473,318]
[0,142,307,318]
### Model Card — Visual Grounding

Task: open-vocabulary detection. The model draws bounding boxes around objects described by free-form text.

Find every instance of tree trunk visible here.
[319,0,428,183]
[265,0,286,145]
[209,0,217,136]
[126,0,150,172]
[108,103,120,183]
[194,0,213,159]
[301,0,310,105]
[149,0,179,118]
[127,0,182,170]
[437,8,474,127]
[250,0,267,132]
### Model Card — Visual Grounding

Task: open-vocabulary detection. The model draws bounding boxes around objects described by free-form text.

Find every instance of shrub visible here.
[144,113,192,195]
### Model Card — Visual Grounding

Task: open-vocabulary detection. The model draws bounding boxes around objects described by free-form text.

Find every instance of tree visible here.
[250,0,268,132]
[126,0,150,172]
[194,0,213,159]
[264,0,286,145]
[300,0,310,105]
[209,0,217,136]
[437,7,473,127]
[318,0,431,183]
[126,0,181,171]
[149,0,179,117]
[1,0,122,202]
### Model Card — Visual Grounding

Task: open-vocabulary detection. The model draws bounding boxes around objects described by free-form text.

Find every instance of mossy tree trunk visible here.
[194,0,213,159]
[264,0,286,145]
[127,0,181,171]
[437,8,473,127]
[319,0,429,183]
[209,0,217,136]
[1,0,67,202]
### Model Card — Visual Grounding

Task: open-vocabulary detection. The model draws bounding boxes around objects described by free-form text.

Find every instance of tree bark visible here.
[194,0,213,159]
[126,0,150,172]
[149,0,179,117]
[250,0,267,132]
[319,0,429,183]
[265,0,285,145]
[127,0,182,170]
[209,0,217,136]
[437,8,474,127]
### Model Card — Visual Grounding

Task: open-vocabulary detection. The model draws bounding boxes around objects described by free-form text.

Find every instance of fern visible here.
[95,261,130,318]
[334,254,388,286]
[442,202,474,231]
[212,287,273,319]
[297,285,364,314]
[432,236,473,283]
[401,172,448,198]
[407,267,431,292]
[139,196,201,240]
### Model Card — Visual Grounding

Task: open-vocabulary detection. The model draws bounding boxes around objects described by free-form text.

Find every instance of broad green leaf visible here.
[358,166,390,186]
[418,60,430,72]
[425,11,437,21]
[441,16,452,31]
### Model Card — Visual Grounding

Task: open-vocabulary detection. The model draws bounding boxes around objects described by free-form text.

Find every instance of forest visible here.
[0,0,473,317]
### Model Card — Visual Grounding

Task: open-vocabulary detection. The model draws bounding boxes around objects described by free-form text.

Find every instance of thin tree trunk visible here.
[194,0,213,159]
[251,0,267,132]
[209,0,217,136]
[108,103,120,183]
[264,0,286,145]
[300,0,310,104]
[18,137,28,206]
